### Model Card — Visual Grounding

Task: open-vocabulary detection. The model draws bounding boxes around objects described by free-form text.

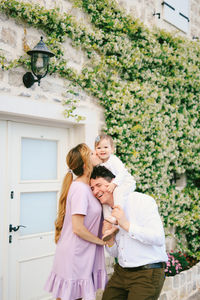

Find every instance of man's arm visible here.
[112,200,165,247]
[128,199,166,246]
[112,205,130,231]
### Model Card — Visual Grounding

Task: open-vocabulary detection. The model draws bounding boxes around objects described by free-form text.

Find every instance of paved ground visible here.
[187,289,200,300]
[96,288,200,300]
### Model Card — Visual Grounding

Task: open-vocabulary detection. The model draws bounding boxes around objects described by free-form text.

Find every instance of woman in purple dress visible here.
[45,143,107,300]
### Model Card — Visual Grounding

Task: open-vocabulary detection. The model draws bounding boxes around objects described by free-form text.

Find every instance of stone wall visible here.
[159,262,200,300]
[190,0,200,39]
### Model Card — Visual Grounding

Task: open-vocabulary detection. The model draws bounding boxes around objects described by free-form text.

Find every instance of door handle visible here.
[9,224,26,232]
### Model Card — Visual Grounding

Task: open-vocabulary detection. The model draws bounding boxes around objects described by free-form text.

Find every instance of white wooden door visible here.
[7,121,70,300]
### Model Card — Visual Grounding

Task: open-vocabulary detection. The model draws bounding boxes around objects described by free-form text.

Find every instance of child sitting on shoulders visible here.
[94,134,136,241]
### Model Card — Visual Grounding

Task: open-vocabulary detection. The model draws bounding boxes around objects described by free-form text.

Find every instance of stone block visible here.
[163,289,179,300]
[197,263,200,275]
[173,273,180,288]
[0,68,4,80]
[197,276,200,288]
[8,70,24,87]
[170,289,179,300]
[79,90,89,102]
[179,285,187,299]
[0,14,9,21]
[162,277,173,292]
[95,289,103,300]
[0,86,11,93]
[192,281,197,291]
[53,98,62,103]
[180,272,186,286]
[192,265,198,277]
[187,269,192,282]
[187,283,193,295]
[63,38,83,65]
[0,27,17,47]
[34,93,48,101]
[191,268,196,284]
[18,92,31,97]
[158,293,167,300]
[0,47,16,61]
[40,79,64,95]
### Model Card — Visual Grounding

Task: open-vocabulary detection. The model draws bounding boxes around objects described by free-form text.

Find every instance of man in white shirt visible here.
[90,165,168,300]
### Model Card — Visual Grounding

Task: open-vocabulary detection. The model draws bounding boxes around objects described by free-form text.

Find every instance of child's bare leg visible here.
[103,204,117,224]
[105,215,117,224]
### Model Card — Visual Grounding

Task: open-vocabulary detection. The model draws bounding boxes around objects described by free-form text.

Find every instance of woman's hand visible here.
[102,220,115,246]
[99,239,106,246]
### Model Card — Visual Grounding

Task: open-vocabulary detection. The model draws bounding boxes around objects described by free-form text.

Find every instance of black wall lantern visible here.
[23,37,55,88]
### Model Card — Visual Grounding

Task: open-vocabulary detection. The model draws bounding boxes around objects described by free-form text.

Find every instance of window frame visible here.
[162,0,190,33]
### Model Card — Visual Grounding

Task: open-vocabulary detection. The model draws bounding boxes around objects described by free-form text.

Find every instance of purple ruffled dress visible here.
[44,181,107,300]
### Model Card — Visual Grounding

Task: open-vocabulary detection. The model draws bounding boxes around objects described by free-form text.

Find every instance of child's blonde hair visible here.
[94,134,114,149]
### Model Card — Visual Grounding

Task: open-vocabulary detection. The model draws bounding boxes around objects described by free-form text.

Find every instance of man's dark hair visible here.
[91,165,115,182]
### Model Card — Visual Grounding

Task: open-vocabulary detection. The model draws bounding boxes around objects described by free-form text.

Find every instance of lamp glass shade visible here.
[31,53,50,78]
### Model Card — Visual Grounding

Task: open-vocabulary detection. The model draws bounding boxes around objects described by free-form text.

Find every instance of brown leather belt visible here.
[119,262,165,271]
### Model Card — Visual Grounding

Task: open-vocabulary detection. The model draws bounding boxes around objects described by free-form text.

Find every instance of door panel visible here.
[21,138,58,181]
[8,122,70,300]
[18,255,54,300]
[20,191,57,236]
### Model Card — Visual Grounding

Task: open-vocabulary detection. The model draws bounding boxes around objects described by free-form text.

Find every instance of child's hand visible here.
[106,182,117,193]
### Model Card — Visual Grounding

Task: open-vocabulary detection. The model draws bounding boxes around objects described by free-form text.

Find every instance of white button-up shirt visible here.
[106,192,168,267]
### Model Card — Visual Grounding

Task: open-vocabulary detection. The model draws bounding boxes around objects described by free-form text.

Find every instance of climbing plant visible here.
[0,0,199,259]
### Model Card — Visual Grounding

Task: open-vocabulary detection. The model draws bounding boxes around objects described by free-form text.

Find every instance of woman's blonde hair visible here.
[55,143,92,243]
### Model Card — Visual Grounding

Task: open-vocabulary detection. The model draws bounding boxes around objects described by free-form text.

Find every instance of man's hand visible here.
[106,182,117,193]
[112,205,130,232]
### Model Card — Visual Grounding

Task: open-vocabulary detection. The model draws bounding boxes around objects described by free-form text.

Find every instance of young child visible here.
[94,134,136,241]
